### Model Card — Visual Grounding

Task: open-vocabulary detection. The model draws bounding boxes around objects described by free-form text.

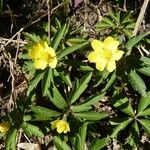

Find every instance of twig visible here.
[4,28,24,46]
[14,33,20,64]
[47,0,51,45]
[0,37,27,44]
[9,54,15,110]
[133,0,149,36]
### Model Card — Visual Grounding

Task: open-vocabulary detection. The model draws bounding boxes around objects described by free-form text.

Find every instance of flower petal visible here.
[47,47,56,57]
[57,127,63,134]
[112,50,124,61]
[95,58,107,71]
[91,39,103,52]
[106,60,116,72]
[49,57,57,68]
[104,37,119,53]
[88,51,100,63]
[34,59,47,70]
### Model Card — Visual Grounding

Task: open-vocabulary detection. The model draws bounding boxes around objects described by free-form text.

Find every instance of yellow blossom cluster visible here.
[88,37,124,72]
[51,119,70,134]
[28,41,57,70]
[0,122,10,133]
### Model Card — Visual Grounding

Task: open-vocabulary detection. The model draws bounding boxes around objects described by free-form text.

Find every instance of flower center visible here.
[102,49,112,60]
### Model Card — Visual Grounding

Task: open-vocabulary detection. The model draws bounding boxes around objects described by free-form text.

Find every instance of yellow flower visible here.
[51,119,70,134]
[0,122,10,133]
[28,41,57,70]
[88,37,124,72]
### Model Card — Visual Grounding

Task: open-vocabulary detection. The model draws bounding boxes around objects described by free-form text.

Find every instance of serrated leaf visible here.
[102,17,116,27]
[75,134,82,150]
[101,71,116,93]
[128,70,146,96]
[112,95,134,117]
[75,111,108,121]
[125,31,150,50]
[138,108,150,116]
[51,23,68,51]
[89,138,109,150]
[70,105,92,112]
[24,32,40,43]
[21,122,44,138]
[29,105,61,120]
[42,68,53,96]
[95,22,113,29]
[110,118,131,125]
[137,67,150,76]
[70,72,92,104]
[125,121,139,149]
[138,119,150,137]
[122,29,132,38]
[57,42,89,60]
[27,71,44,95]
[111,118,133,138]
[82,92,105,106]
[66,38,87,46]
[137,92,150,114]
[58,69,72,87]
[6,127,18,150]
[47,84,67,109]
[140,56,150,67]
[79,122,88,150]
[109,11,120,24]
[53,136,72,150]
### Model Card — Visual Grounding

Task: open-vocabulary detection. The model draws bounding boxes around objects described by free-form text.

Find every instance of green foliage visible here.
[6,127,18,150]
[95,11,135,38]
[3,8,150,150]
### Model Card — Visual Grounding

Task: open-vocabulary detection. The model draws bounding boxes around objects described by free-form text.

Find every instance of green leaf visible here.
[27,71,44,95]
[137,92,150,114]
[125,121,139,149]
[42,68,53,96]
[24,32,40,43]
[21,122,44,138]
[89,138,109,150]
[138,108,150,116]
[75,134,82,150]
[66,38,87,46]
[138,119,150,137]
[28,105,61,120]
[59,69,72,87]
[6,127,18,150]
[137,67,150,76]
[125,31,150,50]
[70,72,92,104]
[51,23,68,51]
[102,17,116,27]
[122,29,132,38]
[53,136,72,150]
[140,56,150,67]
[112,95,134,117]
[79,123,88,150]
[70,105,92,112]
[128,70,146,96]
[75,111,108,121]
[109,11,120,24]
[101,72,116,93]
[47,84,67,109]
[57,42,89,60]
[82,92,105,106]
[111,118,133,138]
